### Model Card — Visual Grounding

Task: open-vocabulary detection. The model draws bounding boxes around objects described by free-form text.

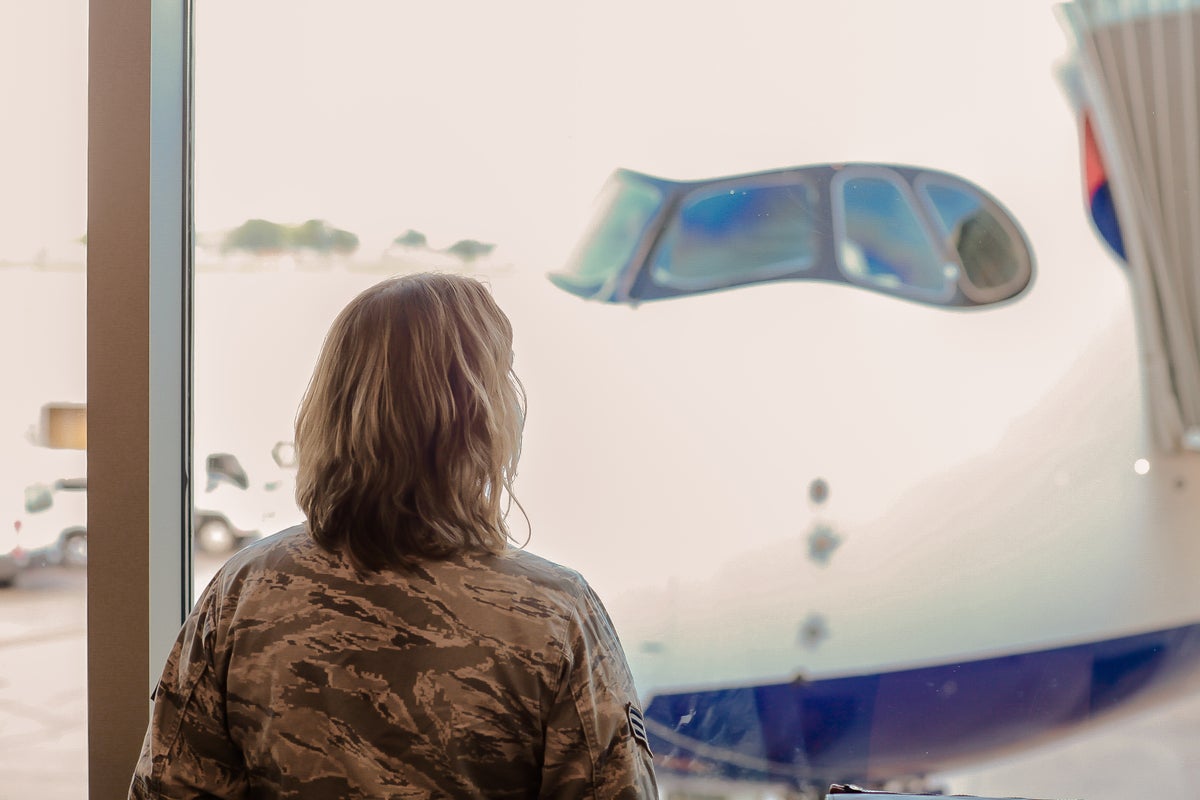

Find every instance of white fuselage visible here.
[492,252,1200,694]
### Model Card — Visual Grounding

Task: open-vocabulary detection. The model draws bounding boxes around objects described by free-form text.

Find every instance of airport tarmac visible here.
[0,559,221,800]
[1,561,1198,800]
[0,566,87,800]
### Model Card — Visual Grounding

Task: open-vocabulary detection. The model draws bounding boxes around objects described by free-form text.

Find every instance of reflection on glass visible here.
[953,210,1020,291]
[836,174,955,298]
[923,182,1022,291]
[555,175,663,297]
[923,182,981,233]
[650,180,817,291]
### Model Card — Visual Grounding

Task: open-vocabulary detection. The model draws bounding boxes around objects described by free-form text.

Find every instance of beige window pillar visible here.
[88,0,191,796]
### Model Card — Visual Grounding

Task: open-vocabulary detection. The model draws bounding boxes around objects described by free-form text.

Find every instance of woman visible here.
[130,273,658,799]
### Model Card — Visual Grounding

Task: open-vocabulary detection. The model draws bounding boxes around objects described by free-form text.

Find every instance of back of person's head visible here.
[294,272,525,571]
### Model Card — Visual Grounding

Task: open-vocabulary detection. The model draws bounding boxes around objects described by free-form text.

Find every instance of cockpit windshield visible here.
[552,173,663,299]
[551,163,1032,308]
[650,179,818,292]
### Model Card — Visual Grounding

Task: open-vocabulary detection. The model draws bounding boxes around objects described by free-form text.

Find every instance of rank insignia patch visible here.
[626,702,653,756]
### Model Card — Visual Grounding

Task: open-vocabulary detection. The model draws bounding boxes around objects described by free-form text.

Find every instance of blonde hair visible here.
[294,272,526,571]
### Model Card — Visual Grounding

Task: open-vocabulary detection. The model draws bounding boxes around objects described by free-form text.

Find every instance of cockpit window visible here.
[649,180,817,291]
[917,176,1027,301]
[556,175,663,297]
[551,163,1033,308]
[833,169,957,303]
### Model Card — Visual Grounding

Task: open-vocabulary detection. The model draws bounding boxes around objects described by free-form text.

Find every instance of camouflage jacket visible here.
[129,525,658,799]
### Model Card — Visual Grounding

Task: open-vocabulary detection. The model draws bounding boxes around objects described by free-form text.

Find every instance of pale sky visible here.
[0,2,86,261]
[0,0,1072,265]
[191,0,1073,267]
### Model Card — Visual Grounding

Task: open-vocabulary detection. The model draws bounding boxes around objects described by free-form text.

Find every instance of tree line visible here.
[222,219,359,255]
[223,220,495,263]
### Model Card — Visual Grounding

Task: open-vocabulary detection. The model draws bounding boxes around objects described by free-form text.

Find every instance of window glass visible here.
[23,484,54,514]
[922,180,1025,292]
[190,4,1196,800]
[0,3,88,796]
[923,182,981,231]
[835,173,957,299]
[558,175,663,296]
[205,453,250,492]
[650,180,817,291]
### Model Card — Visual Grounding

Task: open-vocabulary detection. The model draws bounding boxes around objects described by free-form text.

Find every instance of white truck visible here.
[193,443,302,554]
[0,401,302,589]
[9,477,88,569]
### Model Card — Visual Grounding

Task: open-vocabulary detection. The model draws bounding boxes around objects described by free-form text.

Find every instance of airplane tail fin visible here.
[1060,0,1200,453]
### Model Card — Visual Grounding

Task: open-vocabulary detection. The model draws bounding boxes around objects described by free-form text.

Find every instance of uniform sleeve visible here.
[129,582,249,799]
[539,579,659,800]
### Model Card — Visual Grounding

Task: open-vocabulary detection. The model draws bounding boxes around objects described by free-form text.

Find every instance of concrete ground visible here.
[0,566,87,800]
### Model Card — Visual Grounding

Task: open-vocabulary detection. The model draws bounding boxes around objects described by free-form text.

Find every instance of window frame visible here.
[87,1,192,796]
[830,164,960,306]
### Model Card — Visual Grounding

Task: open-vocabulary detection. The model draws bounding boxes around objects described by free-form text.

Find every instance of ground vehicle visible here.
[9,478,88,569]
[0,544,18,587]
[193,448,302,554]
[0,460,294,569]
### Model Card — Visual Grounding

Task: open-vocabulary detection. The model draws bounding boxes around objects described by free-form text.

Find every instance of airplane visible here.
[528,160,1200,794]
[483,1,1200,796]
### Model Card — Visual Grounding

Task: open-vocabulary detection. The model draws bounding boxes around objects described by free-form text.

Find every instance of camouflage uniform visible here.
[129,525,658,799]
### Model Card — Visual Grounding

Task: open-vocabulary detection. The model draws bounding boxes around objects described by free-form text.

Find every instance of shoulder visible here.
[473,550,626,657]
[214,524,303,572]
[408,549,602,656]
[205,524,338,598]
[482,548,589,595]
[468,548,619,621]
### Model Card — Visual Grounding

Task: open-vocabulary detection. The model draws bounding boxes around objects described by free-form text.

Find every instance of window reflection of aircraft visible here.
[517,2,1200,795]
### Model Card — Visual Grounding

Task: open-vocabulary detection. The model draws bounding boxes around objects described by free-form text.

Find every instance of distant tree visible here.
[290,219,360,255]
[223,219,288,254]
[446,239,495,263]
[221,218,359,257]
[290,219,333,251]
[393,229,427,248]
[328,228,359,255]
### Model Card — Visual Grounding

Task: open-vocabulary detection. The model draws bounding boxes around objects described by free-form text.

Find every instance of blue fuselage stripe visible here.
[645,622,1200,787]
